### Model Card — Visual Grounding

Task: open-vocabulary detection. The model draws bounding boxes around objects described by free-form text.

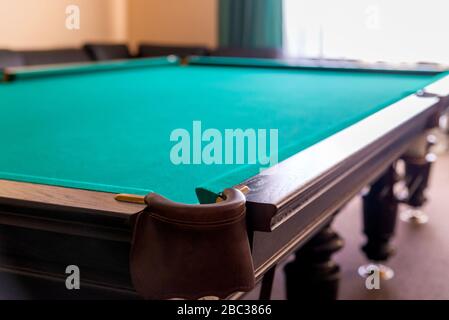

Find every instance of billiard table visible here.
[0,56,448,300]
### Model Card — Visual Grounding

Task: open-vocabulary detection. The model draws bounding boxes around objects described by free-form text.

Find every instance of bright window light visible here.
[283,0,449,64]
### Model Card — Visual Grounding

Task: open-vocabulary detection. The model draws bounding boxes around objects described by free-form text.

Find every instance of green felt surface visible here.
[0,58,442,204]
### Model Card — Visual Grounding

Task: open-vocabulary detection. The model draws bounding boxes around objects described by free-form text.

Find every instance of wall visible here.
[128,0,218,50]
[0,0,217,50]
[0,0,127,49]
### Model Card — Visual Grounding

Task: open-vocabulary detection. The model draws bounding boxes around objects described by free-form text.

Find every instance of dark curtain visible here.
[219,0,283,48]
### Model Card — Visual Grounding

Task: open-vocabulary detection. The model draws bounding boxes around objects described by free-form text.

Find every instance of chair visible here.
[84,43,131,61]
[19,48,92,66]
[0,50,25,69]
[138,44,209,58]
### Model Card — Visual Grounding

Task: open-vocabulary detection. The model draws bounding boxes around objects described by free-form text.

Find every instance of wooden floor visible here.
[247,133,449,300]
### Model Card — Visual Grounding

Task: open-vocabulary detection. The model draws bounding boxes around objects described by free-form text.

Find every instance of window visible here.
[283,0,449,63]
